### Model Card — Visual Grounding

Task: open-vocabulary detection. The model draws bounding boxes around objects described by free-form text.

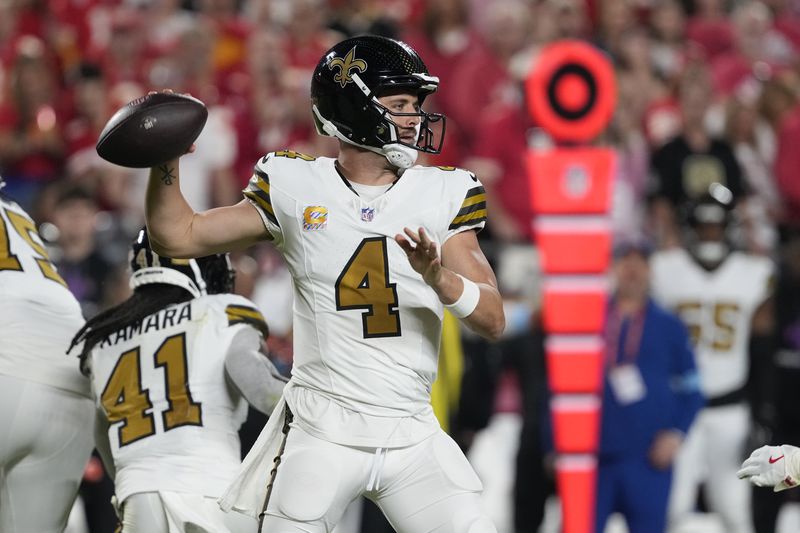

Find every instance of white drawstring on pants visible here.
[366,447,387,492]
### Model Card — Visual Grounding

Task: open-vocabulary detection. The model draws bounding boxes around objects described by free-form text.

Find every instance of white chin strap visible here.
[383,143,418,169]
[694,242,729,264]
[130,267,203,298]
[312,105,419,170]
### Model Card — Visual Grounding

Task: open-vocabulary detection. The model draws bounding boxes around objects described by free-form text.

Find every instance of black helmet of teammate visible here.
[129,228,235,297]
[682,183,735,267]
[310,35,445,168]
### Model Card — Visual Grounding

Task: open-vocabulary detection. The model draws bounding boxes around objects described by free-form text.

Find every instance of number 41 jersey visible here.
[88,293,268,503]
[244,152,486,447]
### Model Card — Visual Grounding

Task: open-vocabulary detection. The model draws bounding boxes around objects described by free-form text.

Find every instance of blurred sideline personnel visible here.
[69,228,286,532]
[145,35,505,532]
[597,239,704,533]
[0,173,94,532]
[651,187,774,533]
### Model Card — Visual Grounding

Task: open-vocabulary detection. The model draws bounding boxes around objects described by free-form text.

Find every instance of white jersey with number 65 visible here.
[244,151,486,447]
[651,248,773,398]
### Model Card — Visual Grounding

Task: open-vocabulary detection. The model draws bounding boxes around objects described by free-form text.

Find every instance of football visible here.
[96,92,208,168]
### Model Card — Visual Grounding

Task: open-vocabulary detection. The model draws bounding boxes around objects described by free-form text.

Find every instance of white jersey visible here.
[0,194,88,396]
[651,248,774,398]
[88,293,269,503]
[244,151,486,447]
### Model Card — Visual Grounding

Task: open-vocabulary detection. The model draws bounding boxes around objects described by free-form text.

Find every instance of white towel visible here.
[218,395,288,517]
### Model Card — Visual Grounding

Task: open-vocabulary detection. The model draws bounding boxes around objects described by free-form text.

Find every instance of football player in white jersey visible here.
[70,228,286,533]
[0,174,95,533]
[143,35,505,533]
[650,190,774,533]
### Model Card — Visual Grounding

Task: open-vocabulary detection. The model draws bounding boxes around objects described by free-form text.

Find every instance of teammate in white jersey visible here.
[70,228,286,533]
[143,35,505,532]
[650,191,774,533]
[0,174,95,533]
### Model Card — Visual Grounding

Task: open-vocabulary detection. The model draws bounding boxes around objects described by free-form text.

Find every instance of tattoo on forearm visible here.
[158,165,176,185]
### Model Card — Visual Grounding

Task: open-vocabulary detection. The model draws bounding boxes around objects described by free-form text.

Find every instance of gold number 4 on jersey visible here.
[101,333,202,446]
[335,237,401,338]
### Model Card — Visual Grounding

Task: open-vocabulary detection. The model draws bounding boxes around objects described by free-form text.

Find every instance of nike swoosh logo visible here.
[770,455,785,464]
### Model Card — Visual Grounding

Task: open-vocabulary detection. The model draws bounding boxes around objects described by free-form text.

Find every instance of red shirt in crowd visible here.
[774,104,800,225]
[0,104,64,182]
[686,18,734,62]
[470,99,535,240]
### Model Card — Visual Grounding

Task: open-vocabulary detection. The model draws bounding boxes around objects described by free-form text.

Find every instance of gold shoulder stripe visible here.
[464,185,485,199]
[243,190,278,223]
[254,167,271,183]
[243,171,279,226]
[226,305,269,338]
[453,202,487,222]
[449,209,488,228]
[450,184,488,230]
[253,177,272,200]
[460,193,486,209]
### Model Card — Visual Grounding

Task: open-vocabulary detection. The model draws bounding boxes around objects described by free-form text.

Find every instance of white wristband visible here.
[445,274,481,318]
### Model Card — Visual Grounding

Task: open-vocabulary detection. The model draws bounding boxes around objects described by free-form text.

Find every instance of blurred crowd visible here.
[4,0,800,532]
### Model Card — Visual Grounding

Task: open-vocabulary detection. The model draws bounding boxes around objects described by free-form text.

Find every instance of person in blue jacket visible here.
[596,238,705,533]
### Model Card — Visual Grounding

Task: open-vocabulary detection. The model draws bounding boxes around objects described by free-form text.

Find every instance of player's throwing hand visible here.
[738,444,800,492]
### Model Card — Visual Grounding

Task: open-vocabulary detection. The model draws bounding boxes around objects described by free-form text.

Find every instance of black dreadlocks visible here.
[69,284,193,375]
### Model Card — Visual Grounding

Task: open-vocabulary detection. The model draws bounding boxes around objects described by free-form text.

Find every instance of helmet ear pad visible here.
[313,77,390,146]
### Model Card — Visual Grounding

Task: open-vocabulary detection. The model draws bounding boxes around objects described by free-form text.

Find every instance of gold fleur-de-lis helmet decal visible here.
[328,46,368,88]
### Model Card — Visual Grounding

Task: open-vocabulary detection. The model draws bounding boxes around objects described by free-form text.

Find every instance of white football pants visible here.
[121,491,258,533]
[260,424,497,533]
[668,403,753,533]
[0,374,94,533]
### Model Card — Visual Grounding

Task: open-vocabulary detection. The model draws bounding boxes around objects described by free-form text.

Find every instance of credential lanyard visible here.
[605,304,646,368]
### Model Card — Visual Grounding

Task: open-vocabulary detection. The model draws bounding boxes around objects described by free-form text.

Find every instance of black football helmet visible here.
[682,183,735,267]
[310,35,445,168]
[129,228,235,297]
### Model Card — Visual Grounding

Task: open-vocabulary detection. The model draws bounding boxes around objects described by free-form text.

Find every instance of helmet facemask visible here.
[684,199,733,268]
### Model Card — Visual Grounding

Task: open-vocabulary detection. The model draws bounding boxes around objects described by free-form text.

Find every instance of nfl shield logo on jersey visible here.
[361,207,375,222]
[303,206,328,231]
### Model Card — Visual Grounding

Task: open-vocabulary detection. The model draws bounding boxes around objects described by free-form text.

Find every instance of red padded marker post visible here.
[534,217,611,274]
[526,38,616,533]
[541,277,607,334]
[546,336,604,394]
[527,149,615,215]
[556,455,598,533]
[525,40,616,143]
[551,395,601,453]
